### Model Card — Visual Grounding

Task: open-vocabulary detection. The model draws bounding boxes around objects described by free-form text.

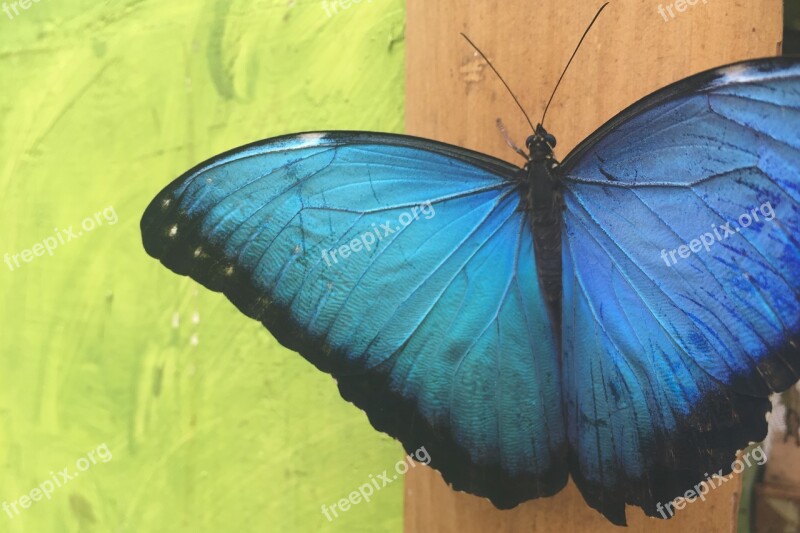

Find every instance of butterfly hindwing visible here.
[560,58,800,523]
[140,132,567,505]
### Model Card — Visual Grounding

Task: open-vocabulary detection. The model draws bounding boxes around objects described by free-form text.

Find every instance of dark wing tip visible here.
[140,179,236,296]
[570,388,772,525]
[140,187,174,262]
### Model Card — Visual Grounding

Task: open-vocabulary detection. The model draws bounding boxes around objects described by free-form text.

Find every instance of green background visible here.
[0,0,405,531]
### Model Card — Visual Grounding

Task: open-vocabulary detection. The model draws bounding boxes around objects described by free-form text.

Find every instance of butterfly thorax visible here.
[521,124,563,330]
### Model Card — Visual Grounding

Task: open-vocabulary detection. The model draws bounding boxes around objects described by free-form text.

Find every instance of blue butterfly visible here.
[140,55,800,524]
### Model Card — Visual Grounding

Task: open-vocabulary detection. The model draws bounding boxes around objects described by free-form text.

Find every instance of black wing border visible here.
[562,56,800,173]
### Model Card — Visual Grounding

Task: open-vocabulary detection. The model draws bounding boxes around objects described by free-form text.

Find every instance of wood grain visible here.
[404,0,783,531]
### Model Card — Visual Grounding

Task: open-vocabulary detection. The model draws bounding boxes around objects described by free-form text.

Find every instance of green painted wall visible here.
[0,1,405,531]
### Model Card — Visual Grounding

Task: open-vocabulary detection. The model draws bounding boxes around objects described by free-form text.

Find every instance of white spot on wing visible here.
[716,63,793,87]
[292,133,326,150]
[719,64,755,84]
[168,225,178,237]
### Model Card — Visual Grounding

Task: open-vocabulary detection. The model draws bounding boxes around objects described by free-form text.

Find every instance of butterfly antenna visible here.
[461,33,536,134]
[540,2,609,128]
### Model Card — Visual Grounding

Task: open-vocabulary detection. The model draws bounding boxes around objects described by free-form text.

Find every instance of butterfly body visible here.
[522,125,564,325]
[142,57,800,525]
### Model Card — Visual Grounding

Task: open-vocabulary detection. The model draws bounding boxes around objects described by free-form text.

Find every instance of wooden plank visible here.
[404,0,783,531]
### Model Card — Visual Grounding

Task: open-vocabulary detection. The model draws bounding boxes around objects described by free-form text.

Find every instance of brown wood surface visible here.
[404,0,783,531]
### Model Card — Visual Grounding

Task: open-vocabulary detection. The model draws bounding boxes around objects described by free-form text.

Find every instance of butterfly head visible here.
[526,124,557,160]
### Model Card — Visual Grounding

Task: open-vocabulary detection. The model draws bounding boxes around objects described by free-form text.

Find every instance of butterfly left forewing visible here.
[141,131,569,506]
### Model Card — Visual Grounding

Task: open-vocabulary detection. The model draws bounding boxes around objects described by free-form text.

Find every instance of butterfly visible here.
[139,25,800,527]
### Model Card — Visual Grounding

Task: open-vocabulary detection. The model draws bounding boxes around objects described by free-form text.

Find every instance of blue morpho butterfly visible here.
[140,5,800,526]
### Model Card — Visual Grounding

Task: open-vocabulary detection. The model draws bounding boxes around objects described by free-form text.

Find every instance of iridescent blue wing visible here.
[141,132,567,505]
[560,58,800,524]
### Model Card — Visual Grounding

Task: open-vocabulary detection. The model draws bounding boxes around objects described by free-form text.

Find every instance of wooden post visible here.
[404,0,783,531]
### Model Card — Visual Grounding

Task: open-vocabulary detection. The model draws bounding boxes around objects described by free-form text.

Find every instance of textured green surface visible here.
[0,1,405,531]
[788,0,800,30]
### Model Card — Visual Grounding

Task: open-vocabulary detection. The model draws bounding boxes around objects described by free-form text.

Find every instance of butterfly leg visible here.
[496,118,528,161]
